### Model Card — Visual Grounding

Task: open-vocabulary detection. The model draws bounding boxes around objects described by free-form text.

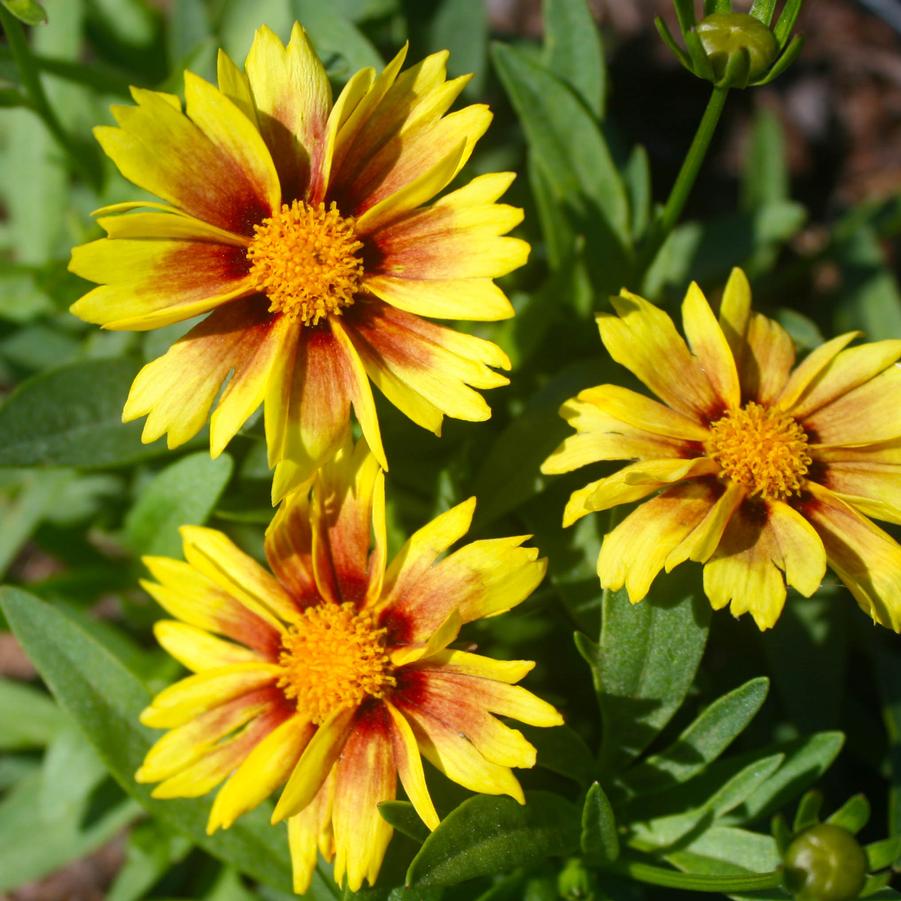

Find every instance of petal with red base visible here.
[122,297,288,453]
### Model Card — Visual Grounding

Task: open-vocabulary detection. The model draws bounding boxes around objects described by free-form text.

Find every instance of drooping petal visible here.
[665,480,744,571]
[562,457,718,527]
[331,704,396,891]
[681,281,740,409]
[69,238,253,331]
[273,708,356,823]
[265,320,385,499]
[288,772,336,895]
[153,620,263,672]
[801,483,901,632]
[804,363,901,446]
[598,291,721,421]
[788,340,901,420]
[122,297,288,453]
[140,663,282,729]
[207,714,315,832]
[96,81,278,235]
[244,24,331,203]
[702,498,827,630]
[141,556,281,655]
[311,435,387,607]
[597,478,721,602]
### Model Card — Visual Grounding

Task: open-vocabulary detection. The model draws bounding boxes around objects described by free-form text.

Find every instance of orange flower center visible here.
[247,200,364,326]
[707,402,812,500]
[277,602,395,724]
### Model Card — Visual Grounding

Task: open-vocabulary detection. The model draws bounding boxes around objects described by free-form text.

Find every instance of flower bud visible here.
[783,824,868,901]
[696,12,778,84]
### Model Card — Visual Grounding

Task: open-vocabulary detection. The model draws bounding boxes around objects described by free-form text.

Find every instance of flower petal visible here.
[682,281,740,409]
[265,487,318,607]
[702,498,827,630]
[562,458,718,527]
[96,82,277,235]
[423,649,535,684]
[140,663,282,729]
[273,707,356,823]
[788,340,901,420]
[777,332,859,410]
[801,483,901,631]
[331,705,396,891]
[813,461,901,525]
[804,363,901,446]
[365,276,514,321]
[208,714,315,831]
[311,436,386,607]
[141,556,281,655]
[153,620,262,672]
[598,291,721,420]
[122,297,287,452]
[288,772,335,895]
[344,299,508,428]
[665,480,744,571]
[136,690,271,783]
[69,238,253,331]
[597,478,720,601]
[244,24,331,202]
[94,209,249,245]
[151,706,287,799]
[385,701,439,830]
[180,524,297,625]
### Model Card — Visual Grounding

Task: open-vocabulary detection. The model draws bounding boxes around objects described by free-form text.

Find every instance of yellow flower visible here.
[542,269,901,631]
[137,436,561,893]
[69,24,526,498]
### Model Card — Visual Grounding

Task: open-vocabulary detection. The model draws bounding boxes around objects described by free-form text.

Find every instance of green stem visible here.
[610,859,784,892]
[0,4,100,186]
[637,85,729,274]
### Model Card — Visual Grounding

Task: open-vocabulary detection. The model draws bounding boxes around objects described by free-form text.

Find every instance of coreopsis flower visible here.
[69,25,526,498]
[137,436,561,893]
[542,269,901,631]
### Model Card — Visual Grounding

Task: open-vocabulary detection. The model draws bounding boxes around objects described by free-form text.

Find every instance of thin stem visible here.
[637,85,730,274]
[0,4,100,186]
[610,859,784,892]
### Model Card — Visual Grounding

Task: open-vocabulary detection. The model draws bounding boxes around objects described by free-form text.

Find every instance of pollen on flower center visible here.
[277,602,395,724]
[247,200,364,326]
[707,402,812,500]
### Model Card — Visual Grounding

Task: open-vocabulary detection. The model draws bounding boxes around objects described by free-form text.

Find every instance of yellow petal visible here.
[682,281,740,409]
[385,702,439,830]
[153,620,262,672]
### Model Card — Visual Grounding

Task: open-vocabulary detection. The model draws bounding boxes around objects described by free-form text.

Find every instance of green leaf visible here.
[291,0,383,73]
[581,782,619,863]
[0,357,169,469]
[542,0,605,117]
[125,451,234,557]
[624,144,653,242]
[0,0,45,26]
[0,586,296,892]
[596,576,710,775]
[427,0,487,95]
[522,722,597,786]
[742,107,788,209]
[0,676,64,748]
[621,677,769,796]
[39,722,108,821]
[378,800,429,843]
[826,794,870,834]
[792,790,823,833]
[491,41,630,266]
[665,825,779,875]
[629,753,784,850]
[406,792,579,888]
[724,732,845,825]
[865,835,901,872]
[106,818,192,901]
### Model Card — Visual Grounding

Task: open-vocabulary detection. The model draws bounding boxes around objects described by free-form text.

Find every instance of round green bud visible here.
[783,824,868,901]
[696,12,779,82]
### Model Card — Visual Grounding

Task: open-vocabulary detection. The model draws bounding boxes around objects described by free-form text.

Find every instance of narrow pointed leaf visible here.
[655,17,691,68]
[581,782,619,863]
[792,790,824,833]
[773,0,802,49]
[749,0,778,25]
[543,0,606,117]
[827,794,870,833]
